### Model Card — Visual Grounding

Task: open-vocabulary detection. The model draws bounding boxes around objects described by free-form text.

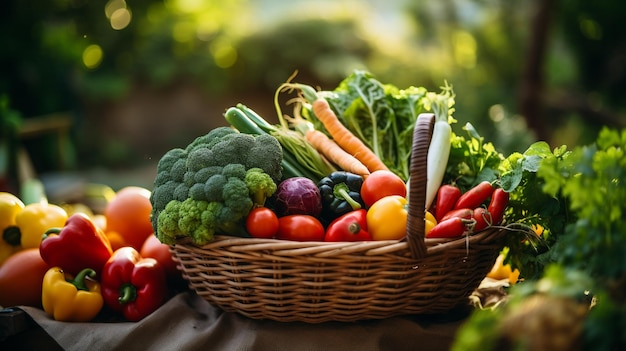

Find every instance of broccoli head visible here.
[245,167,277,206]
[150,126,282,245]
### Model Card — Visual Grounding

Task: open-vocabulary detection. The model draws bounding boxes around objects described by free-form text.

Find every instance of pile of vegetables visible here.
[0,187,183,322]
[149,70,524,247]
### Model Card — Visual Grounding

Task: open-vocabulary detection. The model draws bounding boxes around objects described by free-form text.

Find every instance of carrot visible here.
[311,98,389,173]
[305,129,370,177]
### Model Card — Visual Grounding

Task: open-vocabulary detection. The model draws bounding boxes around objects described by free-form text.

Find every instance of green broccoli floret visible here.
[150,125,283,244]
[189,183,207,201]
[204,174,227,202]
[173,183,190,201]
[156,200,183,245]
[186,127,237,152]
[151,180,180,212]
[177,198,215,245]
[211,133,257,166]
[221,177,253,223]
[221,163,247,179]
[154,148,186,186]
[186,147,215,172]
[245,133,283,183]
[245,167,277,206]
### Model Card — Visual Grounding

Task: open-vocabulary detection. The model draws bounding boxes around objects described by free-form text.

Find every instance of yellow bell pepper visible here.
[425,211,437,236]
[366,195,408,241]
[15,203,68,249]
[42,267,104,322]
[0,192,25,266]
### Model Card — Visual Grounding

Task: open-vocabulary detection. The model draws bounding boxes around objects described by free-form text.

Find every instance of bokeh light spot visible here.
[83,44,103,69]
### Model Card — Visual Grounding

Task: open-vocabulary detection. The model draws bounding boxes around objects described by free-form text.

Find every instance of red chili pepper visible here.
[324,209,371,242]
[441,208,474,222]
[434,185,462,222]
[454,181,494,210]
[473,207,492,231]
[39,213,113,276]
[426,217,475,238]
[487,188,510,225]
[101,247,168,322]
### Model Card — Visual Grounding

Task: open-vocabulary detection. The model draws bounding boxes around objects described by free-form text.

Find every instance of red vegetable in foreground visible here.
[487,188,509,225]
[454,181,494,210]
[472,207,492,231]
[434,184,462,222]
[246,207,279,239]
[276,215,325,241]
[101,247,168,322]
[360,170,407,208]
[427,217,475,238]
[324,209,371,242]
[441,208,474,222]
[39,213,113,276]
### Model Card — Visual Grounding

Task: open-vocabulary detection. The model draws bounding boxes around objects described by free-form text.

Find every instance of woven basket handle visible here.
[406,113,435,259]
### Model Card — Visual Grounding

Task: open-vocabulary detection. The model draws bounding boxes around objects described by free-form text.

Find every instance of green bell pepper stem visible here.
[118,283,138,305]
[66,268,97,291]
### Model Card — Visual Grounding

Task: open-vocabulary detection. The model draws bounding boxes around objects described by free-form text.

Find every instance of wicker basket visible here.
[169,113,509,323]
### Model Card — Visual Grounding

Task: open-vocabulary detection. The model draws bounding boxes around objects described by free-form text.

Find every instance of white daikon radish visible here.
[423,87,455,209]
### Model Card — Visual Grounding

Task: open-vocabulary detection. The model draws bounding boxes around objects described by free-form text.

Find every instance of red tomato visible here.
[276,215,325,241]
[246,207,279,239]
[361,170,407,208]
[140,235,180,280]
[0,248,50,307]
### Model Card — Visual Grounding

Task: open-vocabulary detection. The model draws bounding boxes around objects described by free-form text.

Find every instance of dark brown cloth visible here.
[18,291,469,351]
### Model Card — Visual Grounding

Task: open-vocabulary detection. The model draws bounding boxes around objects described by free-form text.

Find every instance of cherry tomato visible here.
[246,207,279,239]
[276,215,325,242]
[361,170,407,208]
[454,181,494,210]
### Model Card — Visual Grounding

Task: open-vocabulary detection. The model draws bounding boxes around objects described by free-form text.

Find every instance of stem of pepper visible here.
[118,284,137,305]
[41,227,62,241]
[66,268,96,291]
[347,222,361,235]
[333,183,362,210]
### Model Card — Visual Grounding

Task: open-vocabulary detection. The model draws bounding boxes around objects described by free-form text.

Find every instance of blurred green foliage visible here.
[1,0,625,173]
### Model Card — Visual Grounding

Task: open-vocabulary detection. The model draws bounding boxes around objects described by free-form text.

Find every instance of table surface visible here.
[1,290,477,351]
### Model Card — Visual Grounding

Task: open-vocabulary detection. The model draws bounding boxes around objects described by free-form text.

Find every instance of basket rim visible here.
[172,225,507,257]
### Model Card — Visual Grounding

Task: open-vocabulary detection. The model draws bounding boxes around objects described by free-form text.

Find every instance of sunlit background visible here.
[1,0,625,191]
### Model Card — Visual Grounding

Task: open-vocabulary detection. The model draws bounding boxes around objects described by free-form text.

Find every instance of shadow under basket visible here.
[168,113,510,323]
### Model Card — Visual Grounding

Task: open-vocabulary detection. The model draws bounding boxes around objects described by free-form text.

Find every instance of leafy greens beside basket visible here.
[452,127,626,351]
[148,70,546,322]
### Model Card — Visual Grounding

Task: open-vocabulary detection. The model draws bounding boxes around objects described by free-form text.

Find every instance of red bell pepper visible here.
[324,209,372,242]
[39,213,113,276]
[101,246,168,322]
